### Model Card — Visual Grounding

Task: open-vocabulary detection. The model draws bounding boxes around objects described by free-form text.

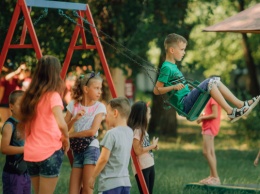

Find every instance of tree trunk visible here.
[149,57,178,137]
[238,0,259,96]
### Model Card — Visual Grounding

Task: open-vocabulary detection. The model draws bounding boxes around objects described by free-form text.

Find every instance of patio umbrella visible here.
[203,3,260,34]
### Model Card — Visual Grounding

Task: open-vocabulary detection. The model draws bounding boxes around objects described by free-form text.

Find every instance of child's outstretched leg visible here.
[217,81,259,116]
[210,82,259,122]
[199,133,220,185]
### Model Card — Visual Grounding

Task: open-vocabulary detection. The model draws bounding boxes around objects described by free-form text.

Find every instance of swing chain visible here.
[72,11,160,74]
[58,9,78,26]
[58,9,172,110]
[33,8,48,26]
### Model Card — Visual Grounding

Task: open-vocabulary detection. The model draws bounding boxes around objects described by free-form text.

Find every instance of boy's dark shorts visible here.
[2,171,31,194]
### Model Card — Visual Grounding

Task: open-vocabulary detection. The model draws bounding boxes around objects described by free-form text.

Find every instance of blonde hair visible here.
[71,72,102,104]
[164,33,187,52]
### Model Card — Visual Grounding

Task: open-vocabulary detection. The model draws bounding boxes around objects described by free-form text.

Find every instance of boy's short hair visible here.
[164,33,187,51]
[108,97,131,119]
[9,90,24,104]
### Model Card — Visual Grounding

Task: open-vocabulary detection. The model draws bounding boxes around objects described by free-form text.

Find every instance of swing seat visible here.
[164,80,211,121]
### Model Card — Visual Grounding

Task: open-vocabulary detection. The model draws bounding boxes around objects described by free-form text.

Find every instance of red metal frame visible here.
[0,0,42,71]
[0,0,149,193]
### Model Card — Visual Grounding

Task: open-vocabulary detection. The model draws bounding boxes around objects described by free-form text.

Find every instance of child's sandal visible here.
[240,96,260,117]
[228,108,244,123]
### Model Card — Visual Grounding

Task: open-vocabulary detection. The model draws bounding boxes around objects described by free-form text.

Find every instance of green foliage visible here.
[183,0,260,86]
[233,107,260,141]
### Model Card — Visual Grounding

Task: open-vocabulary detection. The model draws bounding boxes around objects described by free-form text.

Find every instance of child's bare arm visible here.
[1,124,24,155]
[133,137,159,156]
[153,81,184,95]
[197,104,218,124]
[64,109,85,131]
[254,150,260,166]
[89,146,110,189]
[69,113,104,138]
[52,106,69,154]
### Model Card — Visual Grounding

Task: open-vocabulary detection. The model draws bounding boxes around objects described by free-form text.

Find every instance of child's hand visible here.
[74,109,86,120]
[152,137,159,149]
[61,136,70,156]
[88,176,96,190]
[173,83,185,91]
[254,157,259,166]
[197,117,202,124]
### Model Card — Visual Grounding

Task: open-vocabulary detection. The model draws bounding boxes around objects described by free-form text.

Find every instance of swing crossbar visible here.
[167,80,210,121]
[25,0,87,11]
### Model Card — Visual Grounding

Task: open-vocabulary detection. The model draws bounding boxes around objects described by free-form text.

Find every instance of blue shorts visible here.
[2,171,31,194]
[183,77,220,114]
[100,186,131,194]
[72,146,100,168]
[26,149,64,178]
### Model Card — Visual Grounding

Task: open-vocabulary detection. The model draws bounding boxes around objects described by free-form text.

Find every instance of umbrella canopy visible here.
[203,3,260,34]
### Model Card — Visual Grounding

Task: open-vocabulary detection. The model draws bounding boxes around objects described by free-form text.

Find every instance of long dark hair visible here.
[127,101,148,143]
[20,55,65,124]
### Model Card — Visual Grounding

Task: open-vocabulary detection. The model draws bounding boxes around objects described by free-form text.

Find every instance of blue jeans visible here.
[26,149,64,178]
[183,77,220,114]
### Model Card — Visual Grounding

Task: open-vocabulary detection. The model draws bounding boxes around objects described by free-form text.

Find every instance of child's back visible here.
[99,125,133,191]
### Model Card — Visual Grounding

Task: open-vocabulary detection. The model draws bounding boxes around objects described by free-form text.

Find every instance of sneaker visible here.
[202,177,221,185]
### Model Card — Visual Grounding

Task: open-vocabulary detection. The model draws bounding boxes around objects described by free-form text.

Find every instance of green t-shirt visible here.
[157,61,190,113]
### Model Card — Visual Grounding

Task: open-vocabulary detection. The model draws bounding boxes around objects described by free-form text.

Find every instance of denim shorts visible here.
[26,149,64,178]
[73,146,100,168]
[183,77,220,114]
[99,186,131,194]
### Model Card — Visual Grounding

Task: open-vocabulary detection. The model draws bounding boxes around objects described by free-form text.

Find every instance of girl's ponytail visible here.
[71,75,84,103]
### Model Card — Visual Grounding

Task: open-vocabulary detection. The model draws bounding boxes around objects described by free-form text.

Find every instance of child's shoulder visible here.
[108,126,132,134]
[161,61,178,70]
[3,117,17,126]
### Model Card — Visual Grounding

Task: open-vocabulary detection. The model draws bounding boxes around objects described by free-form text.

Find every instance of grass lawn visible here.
[0,119,260,193]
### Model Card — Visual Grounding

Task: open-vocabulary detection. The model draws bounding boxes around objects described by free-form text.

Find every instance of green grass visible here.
[1,149,259,193]
[1,120,260,193]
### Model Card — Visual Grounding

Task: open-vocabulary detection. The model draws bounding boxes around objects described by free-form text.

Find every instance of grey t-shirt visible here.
[98,126,133,192]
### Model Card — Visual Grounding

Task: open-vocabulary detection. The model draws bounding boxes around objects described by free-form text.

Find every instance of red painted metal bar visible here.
[131,149,150,194]
[78,11,88,50]
[20,7,31,45]
[19,0,42,59]
[85,5,117,98]
[0,0,42,74]
[0,1,21,73]
[61,10,90,79]
[20,21,27,44]
[9,44,34,48]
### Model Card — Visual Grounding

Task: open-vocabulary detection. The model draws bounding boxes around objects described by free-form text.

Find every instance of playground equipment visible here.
[0,0,149,193]
[164,79,211,121]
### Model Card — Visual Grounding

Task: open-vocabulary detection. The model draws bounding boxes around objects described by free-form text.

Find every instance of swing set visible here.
[0,0,149,193]
[164,79,211,121]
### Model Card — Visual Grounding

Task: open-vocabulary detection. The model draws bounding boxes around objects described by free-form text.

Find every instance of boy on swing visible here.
[153,33,259,122]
